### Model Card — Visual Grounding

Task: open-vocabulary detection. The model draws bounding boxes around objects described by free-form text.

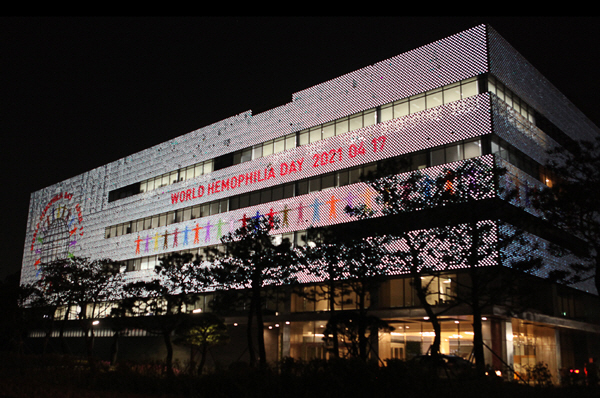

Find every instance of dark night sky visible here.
[2,16,600,281]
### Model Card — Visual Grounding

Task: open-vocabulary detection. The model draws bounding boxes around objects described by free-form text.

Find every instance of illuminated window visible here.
[426,88,443,109]
[461,77,478,98]
[349,114,362,131]
[393,99,409,118]
[364,109,377,126]
[322,122,335,139]
[409,94,425,113]
[309,126,321,143]
[444,82,461,103]
[274,137,285,154]
[335,118,349,136]
[285,133,296,150]
[263,141,274,157]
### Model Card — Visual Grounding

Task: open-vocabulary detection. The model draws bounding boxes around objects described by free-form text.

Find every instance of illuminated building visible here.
[21,24,600,380]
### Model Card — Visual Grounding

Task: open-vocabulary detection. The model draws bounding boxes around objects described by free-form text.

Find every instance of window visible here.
[337,170,349,186]
[298,130,309,146]
[296,180,308,196]
[335,118,349,135]
[203,160,213,174]
[380,103,393,123]
[171,170,180,184]
[189,206,198,220]
[252,144,263,160]
[219,199,229,213]
[411,152,427,170]
[274,137,285,154]
[420,275,456,305]
[229,196,240,211]
[272,186,283,201]
[283,183,294,199]
[261,189,272,203]
[240,148,252,162]
[146,179,154,192]
[263,141,274,157]
[309,127,321,143]
[213,153,234,171]
[194,163,203,177]
[430,148,445,167]
[349,114,362,131]
[308,177,321,193]
[322,122,335,139]
[464,139,481,159]
[394,99,409,118]
[364,109,376,127]
[426,88,443,109]
[461,77,478,98]
[410,94,425,114]
[249,192,260,206]
[321,173,335,190]
[444,82,461,103]
[445,145,462,163]
[239,194,249,209]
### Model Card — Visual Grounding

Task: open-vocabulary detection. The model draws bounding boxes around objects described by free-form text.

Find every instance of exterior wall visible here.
[20,24,600,379]
[488,26,600,143]
[21,25,493,285]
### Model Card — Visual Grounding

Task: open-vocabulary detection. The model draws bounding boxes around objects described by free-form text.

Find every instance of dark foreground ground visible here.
[1,354,599,398]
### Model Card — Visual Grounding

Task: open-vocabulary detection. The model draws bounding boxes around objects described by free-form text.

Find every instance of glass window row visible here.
[139,159,214,194]
[105,197,229,238]
[487,75,536,124]
[106,137,485,239]
[108,134,555,242]
[379,77,479,122]
[108,76,491,202]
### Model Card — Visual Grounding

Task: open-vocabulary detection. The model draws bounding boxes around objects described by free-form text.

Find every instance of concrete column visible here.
[281,322,291,359]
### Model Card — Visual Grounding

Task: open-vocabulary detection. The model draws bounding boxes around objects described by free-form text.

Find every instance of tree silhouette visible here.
[121,252,205,376]
[33,257,122,360]
[1,272,32,355]
[533,136,600,295]
[296,228,345,359]
[297,227,398,361]
[343,156,541,375]
[174,312,229,375]
[205,214,298,368]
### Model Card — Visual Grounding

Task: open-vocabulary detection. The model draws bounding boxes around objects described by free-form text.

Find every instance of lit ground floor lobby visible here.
[25,306,600,385]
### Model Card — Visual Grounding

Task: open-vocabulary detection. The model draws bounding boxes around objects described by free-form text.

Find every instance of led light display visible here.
[20,24,599,297]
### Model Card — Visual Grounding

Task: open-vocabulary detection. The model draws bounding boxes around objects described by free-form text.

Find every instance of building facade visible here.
[21,25,600,380]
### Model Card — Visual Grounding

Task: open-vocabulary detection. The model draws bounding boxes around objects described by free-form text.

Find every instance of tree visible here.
[297,228,345,359]
[343,156,541,375]
[299,228,398,362]
[333,236,396,362]
[121,252,204,377]
[534,136,600,295]
[206,214,298,368]
[174,313,229,375]
[0,272,30,355]
[34,257,122,359]
[322,312,394,362]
